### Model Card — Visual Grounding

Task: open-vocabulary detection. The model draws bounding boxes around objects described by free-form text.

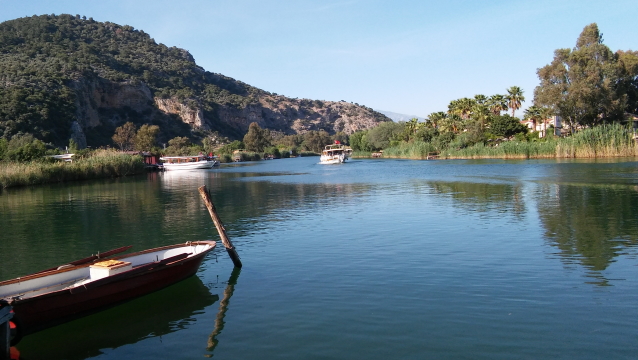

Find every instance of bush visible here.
[490,115,528,137]
[5,134,47,162]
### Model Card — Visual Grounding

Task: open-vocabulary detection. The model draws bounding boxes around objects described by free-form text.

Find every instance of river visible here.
[1,157,637,359]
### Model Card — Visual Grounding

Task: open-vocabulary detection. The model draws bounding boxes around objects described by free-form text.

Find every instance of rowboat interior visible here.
[0,242,215,302]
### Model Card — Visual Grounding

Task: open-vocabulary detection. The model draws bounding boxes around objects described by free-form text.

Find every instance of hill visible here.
[0,14,390,148]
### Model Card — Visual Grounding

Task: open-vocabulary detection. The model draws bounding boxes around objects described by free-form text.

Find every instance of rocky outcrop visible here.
[209,95,388,136]
[69,121,87,149]
[154,97,206,129]
[72,78,153,127]
[72,77,389,145]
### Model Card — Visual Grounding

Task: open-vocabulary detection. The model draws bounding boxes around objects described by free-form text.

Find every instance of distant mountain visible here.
[0,14,391,148]
[377,110,425,122]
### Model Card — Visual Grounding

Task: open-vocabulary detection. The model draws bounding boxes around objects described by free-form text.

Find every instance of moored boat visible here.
[160,155,219,170]
[0,241,216,345]
[320,141,352,164]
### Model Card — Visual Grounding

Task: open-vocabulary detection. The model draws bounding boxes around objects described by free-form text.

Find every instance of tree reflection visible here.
[537,183,638,283]
[426,180,526,217]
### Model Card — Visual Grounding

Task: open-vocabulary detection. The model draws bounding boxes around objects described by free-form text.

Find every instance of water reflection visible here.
[16,275,219,360]
[206,267,241,357]
[425,180,526,217]
[157,169,373,240]
[536,183,638,284]
[421,176,638,286]
[0,177,166,280]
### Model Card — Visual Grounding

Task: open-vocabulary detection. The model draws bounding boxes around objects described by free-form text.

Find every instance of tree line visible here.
[349,23,638,153]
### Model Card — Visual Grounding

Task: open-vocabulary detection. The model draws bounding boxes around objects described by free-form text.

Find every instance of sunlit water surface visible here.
[1,157,637,359]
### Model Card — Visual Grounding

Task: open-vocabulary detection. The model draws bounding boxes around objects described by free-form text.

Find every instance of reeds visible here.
[0,150,146,189]
[555,124,638,158]
[381,124,637,160]
[380,141,437,159]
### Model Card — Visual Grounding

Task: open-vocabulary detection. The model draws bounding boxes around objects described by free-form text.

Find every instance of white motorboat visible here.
[320,142,352,164]
[160,155,219,170]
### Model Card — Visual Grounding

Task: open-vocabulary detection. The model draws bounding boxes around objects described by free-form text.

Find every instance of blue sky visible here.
[1,0,636,118]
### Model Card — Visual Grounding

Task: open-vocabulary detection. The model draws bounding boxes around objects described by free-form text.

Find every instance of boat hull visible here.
[2,241,216,339]
[162,160,218,170]
[319,156,348,165]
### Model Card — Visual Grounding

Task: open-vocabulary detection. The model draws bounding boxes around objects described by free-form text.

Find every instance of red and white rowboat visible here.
[0,241,216,345]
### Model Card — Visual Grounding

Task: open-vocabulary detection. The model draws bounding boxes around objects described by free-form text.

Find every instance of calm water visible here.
[1,157,638,359]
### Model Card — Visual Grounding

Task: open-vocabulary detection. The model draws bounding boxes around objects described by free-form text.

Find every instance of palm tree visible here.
[403,118,420,141]
[448,98,476,119]
[472,103,491,130]
[474,94,488,105]
[487,94,508,115]
[439,114,463,134]
[507,86,525,117]
[427,112,447,129]
[524,106,542,132]
[539,106,553,138]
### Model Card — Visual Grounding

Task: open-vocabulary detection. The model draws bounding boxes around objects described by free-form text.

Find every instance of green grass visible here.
[0,150,146,189]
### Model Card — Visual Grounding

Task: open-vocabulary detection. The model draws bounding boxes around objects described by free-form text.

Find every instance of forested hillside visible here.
[0,14,389,148]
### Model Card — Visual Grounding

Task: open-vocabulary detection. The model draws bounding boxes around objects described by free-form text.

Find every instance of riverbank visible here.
[356,124,638,160]
[0,150,146,189]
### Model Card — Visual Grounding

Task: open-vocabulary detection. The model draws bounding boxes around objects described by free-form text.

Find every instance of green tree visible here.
[302,130,332,153]
[439,114,463,134]
[349,130,371,151]
[165,136,192,155]
[134,124,160,151]
[401,118,421,142]
[68,139,79,152]
[218,140,245,154]
[448,98,475,119]
[616,50,638,115]
[490,115,528,137]
[471,103,491,130]
[474,94,488,105]
[112,122,137,151]
[0,138,7,160]
[534,23,630,131]
[487,94,508,115]
[366,121,405,150]
[5,134,47,162]
[274,134,303,149]
[524,106,543,131]
[426,112,447,129]
[332,131,349,145]
[507,86,525,117]
[243,122,272,152]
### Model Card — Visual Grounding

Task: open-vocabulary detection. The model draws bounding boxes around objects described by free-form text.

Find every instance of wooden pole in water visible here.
[198,185,242,268]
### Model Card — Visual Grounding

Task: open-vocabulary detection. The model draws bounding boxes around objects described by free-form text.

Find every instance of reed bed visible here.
[0,150,146,189]
[381,141,438,159]
[381,124,637,160]
[555,124,638,158]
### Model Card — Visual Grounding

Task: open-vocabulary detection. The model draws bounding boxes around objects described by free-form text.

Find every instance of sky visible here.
[1,0,637,118]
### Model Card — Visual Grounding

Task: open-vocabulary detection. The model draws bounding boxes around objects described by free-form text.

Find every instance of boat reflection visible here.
[16,275,219,360]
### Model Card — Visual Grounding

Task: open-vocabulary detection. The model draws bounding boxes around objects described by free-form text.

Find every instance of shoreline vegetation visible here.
[358,124,638,160]
[1,125,636,190]
[0,150,145,189]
